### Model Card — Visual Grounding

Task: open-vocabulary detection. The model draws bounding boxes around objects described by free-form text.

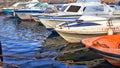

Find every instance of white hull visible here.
[56,30,107,43]
[56,30,120,43]
[40,19,64,29]
[55,16,120,43]
[31,16,40,22]
[16,13,40,20]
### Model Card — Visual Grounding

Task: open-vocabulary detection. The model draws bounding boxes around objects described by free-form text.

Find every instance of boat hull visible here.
[40,19,64,28]
[82,34,120,66]
[31,15,40,22]
[16,13,41,21]
[55,16,120,43]
[56,30,107,43]
[39,16,79,29]
[104,57,120,66]
[15,10,44,21]
[90,47,120,66]
[56,25,120,43]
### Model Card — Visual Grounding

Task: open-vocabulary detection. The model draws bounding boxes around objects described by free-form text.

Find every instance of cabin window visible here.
[67,5,81,12]
[34,3,51,8]
[60,5,68,11]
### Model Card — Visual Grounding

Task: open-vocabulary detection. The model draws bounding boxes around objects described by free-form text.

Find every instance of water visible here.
[0,14,89,68]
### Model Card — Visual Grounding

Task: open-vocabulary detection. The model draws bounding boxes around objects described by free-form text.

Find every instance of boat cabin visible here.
[59,2,114,15]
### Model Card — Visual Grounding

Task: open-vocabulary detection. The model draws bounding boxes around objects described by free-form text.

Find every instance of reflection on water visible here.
[0,14,118,68]
[0,15,59,68]
[0,14,89,68]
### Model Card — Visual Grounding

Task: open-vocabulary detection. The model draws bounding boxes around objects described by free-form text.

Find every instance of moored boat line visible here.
[0,0,120,67]
[36,2,114,29]
[14,1,55,21]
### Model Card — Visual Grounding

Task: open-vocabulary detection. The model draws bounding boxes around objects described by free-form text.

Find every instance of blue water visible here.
[0,14,89,68]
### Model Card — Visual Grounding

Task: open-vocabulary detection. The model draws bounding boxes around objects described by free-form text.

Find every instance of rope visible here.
[0,47,88,59]
[59,47,88,54]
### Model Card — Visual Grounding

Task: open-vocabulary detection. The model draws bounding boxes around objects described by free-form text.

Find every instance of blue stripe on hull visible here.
[15,10,44,13]
[38,16,79,21]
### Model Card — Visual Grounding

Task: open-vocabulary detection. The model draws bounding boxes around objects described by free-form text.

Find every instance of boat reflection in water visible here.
[0,14,88,68]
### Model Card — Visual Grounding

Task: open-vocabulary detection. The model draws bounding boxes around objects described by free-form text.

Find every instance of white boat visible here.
[55,15,120,43]
[37,2,114,29]
[2,0,39,15]
[14,2,54,21]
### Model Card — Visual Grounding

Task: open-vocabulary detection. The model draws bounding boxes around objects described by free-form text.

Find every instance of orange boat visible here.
[82,34,120,66]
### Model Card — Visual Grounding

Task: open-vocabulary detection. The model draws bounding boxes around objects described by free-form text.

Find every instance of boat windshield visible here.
[60,5,68,12]
[83,5,105,15]
[34,3,52,8]
[66,5,81,12]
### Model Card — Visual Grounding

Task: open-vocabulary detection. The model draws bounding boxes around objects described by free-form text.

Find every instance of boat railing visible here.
[58,20,84,29]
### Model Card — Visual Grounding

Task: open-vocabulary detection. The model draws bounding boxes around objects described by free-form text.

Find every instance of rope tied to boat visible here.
[107,17,114,35]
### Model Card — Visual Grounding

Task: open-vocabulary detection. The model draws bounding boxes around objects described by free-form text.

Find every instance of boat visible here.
[14,2,54,21]
[82,34,120,66]
[36,2,114,29]
[55,15,120,43]
[2,0,39,15]
[40,0,77,4]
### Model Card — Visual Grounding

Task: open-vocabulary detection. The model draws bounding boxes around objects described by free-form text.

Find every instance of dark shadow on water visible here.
[47,29,60,38]
[92,61,120,68]
[0,12,8,15]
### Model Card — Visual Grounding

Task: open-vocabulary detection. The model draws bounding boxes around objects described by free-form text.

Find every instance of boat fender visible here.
[107,28,113,35]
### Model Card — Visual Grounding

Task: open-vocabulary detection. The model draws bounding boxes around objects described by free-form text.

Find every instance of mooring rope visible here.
[0,47,88,58]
